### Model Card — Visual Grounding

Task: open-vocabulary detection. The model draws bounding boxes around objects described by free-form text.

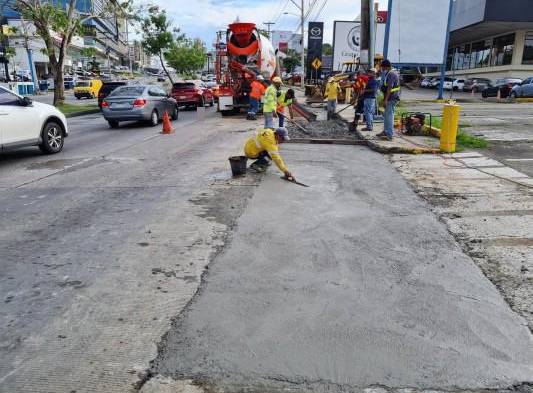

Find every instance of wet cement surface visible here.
[153,144,533,391]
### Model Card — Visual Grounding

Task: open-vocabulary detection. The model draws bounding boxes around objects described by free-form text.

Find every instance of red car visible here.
[171,81,214,109]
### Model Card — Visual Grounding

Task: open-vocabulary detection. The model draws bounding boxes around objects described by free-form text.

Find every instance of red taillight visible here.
[101,101,109,107]
[133,98,146,107]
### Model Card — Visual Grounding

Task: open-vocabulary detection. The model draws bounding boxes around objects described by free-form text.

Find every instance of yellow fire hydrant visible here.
[440,103,461,153]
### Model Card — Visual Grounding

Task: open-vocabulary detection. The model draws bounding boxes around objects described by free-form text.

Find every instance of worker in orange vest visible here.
[247,75,266,120]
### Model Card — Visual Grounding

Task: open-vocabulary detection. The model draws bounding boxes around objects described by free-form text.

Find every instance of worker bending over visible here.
[276,88,295,127]
[248,75,266,120]
[244,127,292,179]
[324,78,341,120]
[263,77,282,129]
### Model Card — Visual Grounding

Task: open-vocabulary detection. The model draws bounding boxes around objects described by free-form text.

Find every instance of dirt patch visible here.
[286,119,357,140]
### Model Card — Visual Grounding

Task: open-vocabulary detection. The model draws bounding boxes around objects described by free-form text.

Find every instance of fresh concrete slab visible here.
[153,144,533,392]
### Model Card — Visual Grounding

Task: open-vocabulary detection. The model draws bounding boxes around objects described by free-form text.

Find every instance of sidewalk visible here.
[335,103,441,154]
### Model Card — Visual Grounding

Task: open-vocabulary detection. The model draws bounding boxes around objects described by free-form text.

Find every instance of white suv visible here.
[0,86,68,154]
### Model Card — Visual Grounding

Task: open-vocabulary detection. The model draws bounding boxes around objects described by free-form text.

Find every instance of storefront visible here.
[427,0,533,81]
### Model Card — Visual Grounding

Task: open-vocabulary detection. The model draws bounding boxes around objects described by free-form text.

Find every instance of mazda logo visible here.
[347,26,360,51]
[310,27,322,37]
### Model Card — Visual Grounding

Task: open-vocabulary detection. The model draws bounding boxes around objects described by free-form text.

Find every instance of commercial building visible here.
[129,40,151,72]
[271,30,303,55]
[0,0,129,79]
[430,0,533,80]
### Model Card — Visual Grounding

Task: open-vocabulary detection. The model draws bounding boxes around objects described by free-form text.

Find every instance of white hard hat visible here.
[257,75,265,81]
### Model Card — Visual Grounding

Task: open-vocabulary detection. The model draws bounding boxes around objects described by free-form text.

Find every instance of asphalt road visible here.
[0,106,252,392]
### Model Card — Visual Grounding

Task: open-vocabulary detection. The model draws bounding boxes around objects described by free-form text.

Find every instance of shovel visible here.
[277,111,312,135]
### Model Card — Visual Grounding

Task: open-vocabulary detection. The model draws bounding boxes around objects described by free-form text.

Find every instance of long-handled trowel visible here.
[281,175,310,188]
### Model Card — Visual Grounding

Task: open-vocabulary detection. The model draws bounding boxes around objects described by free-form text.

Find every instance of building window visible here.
[470,40,491,68]
[523,32,533,65]
[491,33,515,66]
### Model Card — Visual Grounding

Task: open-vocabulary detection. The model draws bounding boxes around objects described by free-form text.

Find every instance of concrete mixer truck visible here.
[215,22,278,116]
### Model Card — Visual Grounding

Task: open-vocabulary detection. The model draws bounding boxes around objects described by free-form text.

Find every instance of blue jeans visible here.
[327,100,337,114]
[278,113,285,127]
[264,112,274,129]
[363,98,375,130]
[249,98,259,114]
[384,100,397,138]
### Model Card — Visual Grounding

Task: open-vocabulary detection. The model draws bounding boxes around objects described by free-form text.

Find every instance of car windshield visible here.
[173,83,196,89]
[76,81,90,87]
[110,86,145,97]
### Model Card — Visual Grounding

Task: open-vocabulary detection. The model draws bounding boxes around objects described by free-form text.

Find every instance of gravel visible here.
[286,119,358,140]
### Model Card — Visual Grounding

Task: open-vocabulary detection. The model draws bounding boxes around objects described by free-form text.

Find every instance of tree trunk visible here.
[159,52,174,84]
[4,62,10,82]
[53,66,65,106]
[52,46,66,106]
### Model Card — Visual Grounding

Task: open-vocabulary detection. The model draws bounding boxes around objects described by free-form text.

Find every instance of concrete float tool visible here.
[282,175,310,188]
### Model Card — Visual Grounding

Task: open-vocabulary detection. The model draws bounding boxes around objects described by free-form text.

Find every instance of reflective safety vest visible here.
[244,129,288,173]
[263,85,278,113]
[382,71,401,94]
[276,91,293,113]
[250,80,266,99]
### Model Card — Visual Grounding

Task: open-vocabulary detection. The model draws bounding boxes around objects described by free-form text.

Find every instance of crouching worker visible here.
[244,127,293,179]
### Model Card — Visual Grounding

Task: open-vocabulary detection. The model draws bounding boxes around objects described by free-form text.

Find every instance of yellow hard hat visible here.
[272,76,282,83]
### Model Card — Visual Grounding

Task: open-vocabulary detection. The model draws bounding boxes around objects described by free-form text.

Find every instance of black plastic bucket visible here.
[229,156,248,176]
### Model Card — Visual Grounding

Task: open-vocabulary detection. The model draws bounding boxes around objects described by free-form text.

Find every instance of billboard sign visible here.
[306,22,324,79]
[332,21,360,71]
[385,0,451,65]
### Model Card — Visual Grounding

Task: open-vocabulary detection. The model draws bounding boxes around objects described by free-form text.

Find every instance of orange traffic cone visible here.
[162,111,173,134]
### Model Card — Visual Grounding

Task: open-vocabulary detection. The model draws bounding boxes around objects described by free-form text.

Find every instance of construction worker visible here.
[324,77,340,120]
[350,70,370,132]
[378,59,401,141]
[276,88,295,127]
[248,75,266,120]
[263,76,282,129]
[244,127,292,179]
[361,68,379,132]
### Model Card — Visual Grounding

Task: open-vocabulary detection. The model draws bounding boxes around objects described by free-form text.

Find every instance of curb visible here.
[65,109,101,118]
[338,117,440,155]
[288,138,367,146]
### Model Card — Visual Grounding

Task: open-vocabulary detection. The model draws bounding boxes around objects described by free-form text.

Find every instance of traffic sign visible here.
[311,58,321,70]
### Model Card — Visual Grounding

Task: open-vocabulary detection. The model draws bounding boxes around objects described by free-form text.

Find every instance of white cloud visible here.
[155,0,388,46]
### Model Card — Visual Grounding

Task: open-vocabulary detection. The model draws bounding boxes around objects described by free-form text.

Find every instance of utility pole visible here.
[361,0,370,66]
[300,0,304,89]
[263,22,275,38]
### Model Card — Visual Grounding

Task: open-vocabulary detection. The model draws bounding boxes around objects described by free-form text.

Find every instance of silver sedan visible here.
[101,84,178,128]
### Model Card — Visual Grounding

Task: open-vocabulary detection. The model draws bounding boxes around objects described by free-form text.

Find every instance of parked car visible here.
[510,77,533,99]
[74,79,103,99]
[429,77,441,89]
[98,81,128,108]
[420,78,432,88]
[481,78,522,99]
[463,78,492,92]
[171,81,214,109]
[101,84,178,128]
[0,86,68,154]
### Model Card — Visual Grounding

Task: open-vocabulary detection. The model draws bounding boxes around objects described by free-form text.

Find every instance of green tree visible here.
[165,38,206,79]
[282,49,301,73]
[322,43,333,56]
[16,0,130,105]
[139,5,180,84]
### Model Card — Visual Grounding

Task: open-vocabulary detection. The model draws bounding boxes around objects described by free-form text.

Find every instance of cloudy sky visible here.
[156,0,388,47]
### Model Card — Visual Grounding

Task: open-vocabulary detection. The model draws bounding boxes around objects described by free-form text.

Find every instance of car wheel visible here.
[209,98,214,107]
[39,121,64,154]
[198,98,205,108]
[481,92,487,98]
[171,105,179,120]
[76,96,81,100]
[221,110,232,117]
[108,120,120,128]
[149,110,159,126]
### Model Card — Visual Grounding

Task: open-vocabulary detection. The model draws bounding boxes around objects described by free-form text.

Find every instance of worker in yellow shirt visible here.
[263,77,282,129]
[244,127,292,178]
[324,77,341,120]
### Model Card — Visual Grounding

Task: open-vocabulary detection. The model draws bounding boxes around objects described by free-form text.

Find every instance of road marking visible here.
[505,158,533,162]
